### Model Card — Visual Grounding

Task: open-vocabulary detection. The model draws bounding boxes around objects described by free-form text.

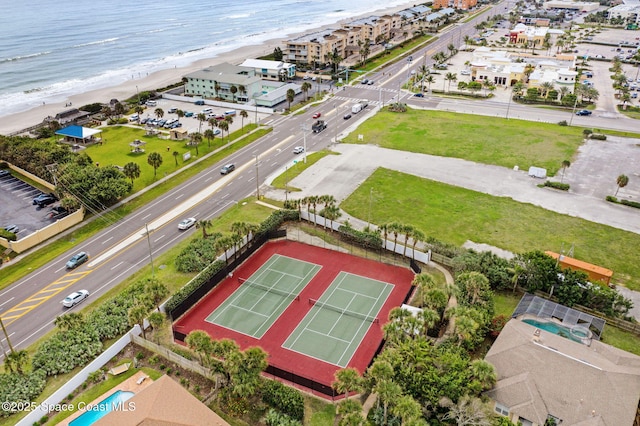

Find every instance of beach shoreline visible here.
[0,1,418,136]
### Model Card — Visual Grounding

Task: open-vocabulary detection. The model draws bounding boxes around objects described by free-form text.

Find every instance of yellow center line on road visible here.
[0,270,92,325]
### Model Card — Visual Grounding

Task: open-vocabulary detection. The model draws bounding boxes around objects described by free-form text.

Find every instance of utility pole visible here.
[145,223,155,278]
[0,316,15,353]
[255,155,260,199]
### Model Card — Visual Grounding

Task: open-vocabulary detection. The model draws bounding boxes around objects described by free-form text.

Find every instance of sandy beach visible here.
[0,1,418,136]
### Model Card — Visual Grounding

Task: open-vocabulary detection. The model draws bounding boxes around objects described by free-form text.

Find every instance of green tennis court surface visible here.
[282,272,393,367]
[206,254,321,338]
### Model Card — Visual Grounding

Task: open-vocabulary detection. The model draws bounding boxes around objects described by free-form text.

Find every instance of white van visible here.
[201,108,213,114]
[224,110,236,117]
[145,100,157,107]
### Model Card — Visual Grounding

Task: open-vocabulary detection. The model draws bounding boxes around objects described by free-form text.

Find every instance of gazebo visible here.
[129,139,146,154]
[55,125,102,145]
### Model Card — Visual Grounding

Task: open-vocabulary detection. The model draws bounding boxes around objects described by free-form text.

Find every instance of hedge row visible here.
[261,379,304,421]
[544,181,570,191]
[338,223,383,250]
[606,196,640,210]
[164,259,226,314]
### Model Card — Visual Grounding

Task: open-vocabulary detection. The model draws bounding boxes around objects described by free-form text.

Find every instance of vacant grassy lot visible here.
[341,109,585,175]
[341,168,640,290]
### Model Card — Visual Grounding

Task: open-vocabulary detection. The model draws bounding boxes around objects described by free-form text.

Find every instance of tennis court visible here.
[282,272,393,367]
[206,254,321,338]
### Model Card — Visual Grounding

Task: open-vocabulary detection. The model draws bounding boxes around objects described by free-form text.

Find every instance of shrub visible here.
[621,199,640,209]
[543,181,570,191]
[261,379,304,421]
[606,195,618,202]
[136,352,145,360]
[0,370,46,417]
[557,120,568,126]
[32,324,102,376]
[590,133,607,140]
[149,355,159,365]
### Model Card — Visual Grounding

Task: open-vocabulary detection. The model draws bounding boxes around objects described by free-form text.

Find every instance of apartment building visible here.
[183,62,262,102]
[432,0,477,11]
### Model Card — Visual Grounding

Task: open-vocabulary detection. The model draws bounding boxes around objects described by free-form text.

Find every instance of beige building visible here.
[485,319,640,426]
[284,4,434,65]
[470,47,577,93]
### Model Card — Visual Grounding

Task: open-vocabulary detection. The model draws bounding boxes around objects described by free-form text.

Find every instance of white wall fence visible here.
[298,211,431,265]
[17,326,142,426]
[162,93,274,115]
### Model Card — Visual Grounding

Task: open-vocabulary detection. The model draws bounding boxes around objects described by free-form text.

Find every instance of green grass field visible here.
[341,168,640,290]
[341,109,586,175]
[78,125,255,192]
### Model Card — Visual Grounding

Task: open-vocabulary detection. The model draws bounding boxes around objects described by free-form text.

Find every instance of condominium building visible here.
[606,4,640,25]
[432,0,477,11]
[183,63,262,102]
[239,59,296,81]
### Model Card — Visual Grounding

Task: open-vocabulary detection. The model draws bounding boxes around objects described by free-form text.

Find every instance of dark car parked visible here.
[33,193,58,207]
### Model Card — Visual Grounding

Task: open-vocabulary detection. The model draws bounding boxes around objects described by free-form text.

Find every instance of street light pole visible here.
[569,93,579,126]
[505,86,513,119]
[145,223,155,278]
[334,103,338,144]
[302,125,307,163]
[0,316,14,353]
[367,187,373,229]
[255,155,260,199]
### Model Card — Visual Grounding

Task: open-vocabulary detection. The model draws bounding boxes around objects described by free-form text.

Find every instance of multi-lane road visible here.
[2,1,639,357]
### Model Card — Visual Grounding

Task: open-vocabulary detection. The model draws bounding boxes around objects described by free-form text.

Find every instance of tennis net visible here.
[308,298,379,323]
[238,277,300,301]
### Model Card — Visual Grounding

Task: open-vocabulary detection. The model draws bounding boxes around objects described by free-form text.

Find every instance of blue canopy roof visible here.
[55,125,101,139]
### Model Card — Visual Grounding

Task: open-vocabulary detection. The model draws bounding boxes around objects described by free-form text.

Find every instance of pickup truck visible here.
[312,120,327,133]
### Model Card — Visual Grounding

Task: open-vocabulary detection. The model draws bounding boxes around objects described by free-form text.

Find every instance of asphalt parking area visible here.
[0,172,62,240]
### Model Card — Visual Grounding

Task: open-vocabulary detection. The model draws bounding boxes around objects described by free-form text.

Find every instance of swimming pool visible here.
[69,390,135,426]
[522,318,587,344]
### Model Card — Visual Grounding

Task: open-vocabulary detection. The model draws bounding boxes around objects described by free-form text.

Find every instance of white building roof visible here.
[240,59,293,70]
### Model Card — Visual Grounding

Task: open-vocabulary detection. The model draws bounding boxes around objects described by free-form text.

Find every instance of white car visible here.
[293,146,305,154]
[460,70,471,75]
[63,290,89,308]
[178,217,196,230]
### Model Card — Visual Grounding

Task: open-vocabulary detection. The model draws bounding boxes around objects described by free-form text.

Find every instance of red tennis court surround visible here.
[173,240,414,396]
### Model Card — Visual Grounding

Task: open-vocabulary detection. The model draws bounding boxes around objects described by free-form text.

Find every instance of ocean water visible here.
[0,0,411,117]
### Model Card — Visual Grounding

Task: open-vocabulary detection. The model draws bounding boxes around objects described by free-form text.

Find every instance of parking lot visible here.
[0,171,66,240]
[129,98,273,135]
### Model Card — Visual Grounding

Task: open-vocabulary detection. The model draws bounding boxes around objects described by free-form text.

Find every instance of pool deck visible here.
[60,371,153,425]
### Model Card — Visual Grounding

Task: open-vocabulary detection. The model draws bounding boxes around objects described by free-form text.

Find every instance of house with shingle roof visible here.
[485,319,640,426]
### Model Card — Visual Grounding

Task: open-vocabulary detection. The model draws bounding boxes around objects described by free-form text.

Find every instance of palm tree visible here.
[172,151,179,167]
[336,399,364,426]
[134,105,144,123]
[185,330,213,366]
[176,109,184,123]
[447,43,457,58]
[411,229,424,260]
[230,85,238,102]
[147,152,163,179]
[239,110,248,132]
[154,108,164,119]
[128,302,150,338]
[615,174,629,196]
[224,115,233,129]
[375,380,402,425]
[204,129,215,148]
[425,75,435,93]
[218,120,229,142]
[560,160,570,183]
[301,81,312,101]
[323,205,341,231]
[122,162,141,186]
[189,132,202,156]
[286,88,295,110]
[195,219,212,238]
[540,81,554,98]
[412,273,436,307]
[391,395,422,425]
[454,313,479,346]
[523,64,535,82]
[445,72,457,92]
[5,349,29,374]
[197,113,206,133]
[469,359,497,391]
[148,312,164,343]
[333,367,364,399]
